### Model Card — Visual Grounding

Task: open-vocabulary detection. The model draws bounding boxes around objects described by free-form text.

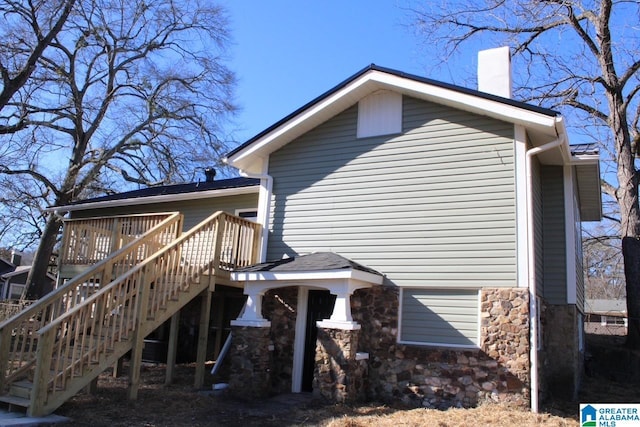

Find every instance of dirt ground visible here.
[54,334,639,427]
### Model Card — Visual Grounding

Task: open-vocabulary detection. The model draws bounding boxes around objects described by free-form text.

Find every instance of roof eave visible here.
[225,66,561,173]
[49,185,259,213]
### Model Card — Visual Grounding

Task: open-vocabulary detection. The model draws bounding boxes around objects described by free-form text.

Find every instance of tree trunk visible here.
[24,213,64,299]
[623,237,640,347]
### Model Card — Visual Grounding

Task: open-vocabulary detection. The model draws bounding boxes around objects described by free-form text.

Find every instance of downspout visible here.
[525,132,565,413]
[238,170,272,263]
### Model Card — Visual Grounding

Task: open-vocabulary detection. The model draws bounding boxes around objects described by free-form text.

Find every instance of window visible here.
[8,283,26,300]
[357,90,402,138]
[399,288,479,348]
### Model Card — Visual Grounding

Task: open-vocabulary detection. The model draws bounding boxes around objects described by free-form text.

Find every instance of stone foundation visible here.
[228,325,272,399]
[314,327,367,403]
[230,285,532,408]
[541,304,582,401]
[352,286,530,408]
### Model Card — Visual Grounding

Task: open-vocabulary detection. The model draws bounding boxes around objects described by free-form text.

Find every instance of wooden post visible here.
[165,311,180,385]
[0,325,11,391]
[212,294,225,359]
[128,266,150,401]
[29,329,55,417]
[251,223,262,264]
[194,290,212,389]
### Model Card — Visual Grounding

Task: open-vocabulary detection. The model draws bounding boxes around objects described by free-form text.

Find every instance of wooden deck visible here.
[0,211,261,416]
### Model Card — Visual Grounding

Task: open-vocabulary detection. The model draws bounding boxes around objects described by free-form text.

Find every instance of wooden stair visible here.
[0,211,261,417]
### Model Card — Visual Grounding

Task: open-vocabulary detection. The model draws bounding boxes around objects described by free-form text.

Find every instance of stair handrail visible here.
[0,212,183,389]
[31,212,260,410]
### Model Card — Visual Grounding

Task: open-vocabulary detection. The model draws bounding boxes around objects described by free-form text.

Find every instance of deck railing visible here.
[60,213,176,265]
[0,301,36,323]
[30,212,260,413]
[0,212,183,391]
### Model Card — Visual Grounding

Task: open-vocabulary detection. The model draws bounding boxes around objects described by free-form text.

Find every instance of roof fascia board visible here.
[371,73,560,131]
[231,268,383,284]
[226,75,373,167]
[50,185,259,213]
[226,69,563,170]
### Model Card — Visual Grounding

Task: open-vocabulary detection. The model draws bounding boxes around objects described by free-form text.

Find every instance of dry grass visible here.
[55,333,639,426]
[56,363,580,427]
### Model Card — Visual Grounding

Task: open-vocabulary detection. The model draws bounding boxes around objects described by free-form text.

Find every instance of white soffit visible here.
[227,69,561,173]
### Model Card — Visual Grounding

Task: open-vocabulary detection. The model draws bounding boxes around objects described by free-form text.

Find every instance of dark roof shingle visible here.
[235,252,382,276]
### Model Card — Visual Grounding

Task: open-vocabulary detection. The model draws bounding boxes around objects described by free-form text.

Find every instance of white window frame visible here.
[398,287,480,349]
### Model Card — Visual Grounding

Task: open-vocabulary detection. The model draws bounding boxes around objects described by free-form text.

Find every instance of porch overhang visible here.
[230,252,383,329]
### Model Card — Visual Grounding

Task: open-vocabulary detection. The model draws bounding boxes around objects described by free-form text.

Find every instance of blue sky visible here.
[220,1,449,143]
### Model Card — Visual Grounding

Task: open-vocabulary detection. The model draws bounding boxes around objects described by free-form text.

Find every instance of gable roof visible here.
[232,252,383,284]
[50,177,260,213]
[224,64,567,174]
[235,252,381,276]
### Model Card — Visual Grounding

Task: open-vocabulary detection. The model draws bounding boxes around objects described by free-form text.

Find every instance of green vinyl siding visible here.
[267,96,517,288]
[70,193,259,231]
[541,166,567,304]
[400,288,479,347]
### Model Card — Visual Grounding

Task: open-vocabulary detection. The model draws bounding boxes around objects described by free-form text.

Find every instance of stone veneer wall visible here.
[228,325,272,399]
[540,304,582,401]
[262,287,299,394]
[315,327,367,403]
[351,286,530,408]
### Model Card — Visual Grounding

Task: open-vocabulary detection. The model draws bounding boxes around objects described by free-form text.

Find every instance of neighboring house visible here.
[0,252,55,301]
[0,48,601,416]
[585,299,627,327]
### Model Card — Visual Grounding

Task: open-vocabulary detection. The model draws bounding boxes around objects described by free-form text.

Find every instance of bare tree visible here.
[584,227,625,300]
[0,0,236,297]
[0,0,75,134]
[412,0,640,347]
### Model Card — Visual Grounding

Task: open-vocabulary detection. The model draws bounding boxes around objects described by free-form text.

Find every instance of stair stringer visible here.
[35,276,211,416]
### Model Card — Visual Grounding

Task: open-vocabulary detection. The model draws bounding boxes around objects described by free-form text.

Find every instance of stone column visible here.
[315,326,367,403]
[228,325,272,399]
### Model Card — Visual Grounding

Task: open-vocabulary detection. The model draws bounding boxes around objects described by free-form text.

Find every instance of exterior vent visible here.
[204,167,216,182]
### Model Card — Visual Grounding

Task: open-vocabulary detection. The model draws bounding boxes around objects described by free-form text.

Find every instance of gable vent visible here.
[357,90,402,138]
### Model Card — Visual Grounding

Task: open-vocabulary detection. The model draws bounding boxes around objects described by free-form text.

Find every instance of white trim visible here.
[564,165,577,305]
[316,320,361,330]
[226,69,562,173]
[514,125,529,288]
[292,287,308,393]
[397,339,479,350]
[50,185,259,213]
[231,269,383,285]
[239,160,272,263]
